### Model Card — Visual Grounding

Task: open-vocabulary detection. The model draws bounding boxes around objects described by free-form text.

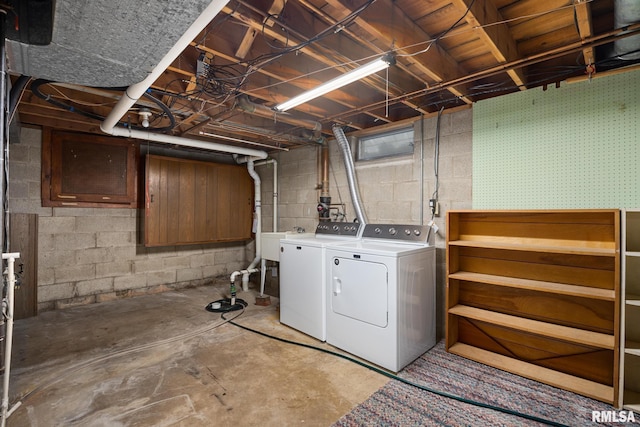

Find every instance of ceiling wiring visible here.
[240,0,594,100]
[394,0,595,57]
[396,0,475,59]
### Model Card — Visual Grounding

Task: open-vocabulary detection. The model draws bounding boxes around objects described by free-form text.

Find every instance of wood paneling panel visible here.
[145,155,253,246]
[9,214,38,319]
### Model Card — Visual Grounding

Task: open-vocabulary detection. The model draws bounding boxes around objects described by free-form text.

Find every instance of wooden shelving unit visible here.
[446,210,620,405]
[620,209,640,410]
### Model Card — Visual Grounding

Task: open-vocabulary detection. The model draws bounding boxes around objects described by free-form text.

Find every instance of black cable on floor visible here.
[221,314,569,427]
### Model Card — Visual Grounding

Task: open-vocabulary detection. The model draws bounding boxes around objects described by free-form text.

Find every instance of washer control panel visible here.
[362,223,431,243]
[315,221,361,237]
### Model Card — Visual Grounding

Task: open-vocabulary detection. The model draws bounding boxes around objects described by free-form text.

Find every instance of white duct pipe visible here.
[98,0,269,300]
[229,158,262,292]
[255,159,277,297]
[101,0,230,133]
[98,1,269,160]
[1,252,20,427]
[255,159,278,232]
[107,127,267,159]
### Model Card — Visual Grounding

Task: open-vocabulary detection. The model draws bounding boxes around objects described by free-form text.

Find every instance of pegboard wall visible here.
[473,68,640,209]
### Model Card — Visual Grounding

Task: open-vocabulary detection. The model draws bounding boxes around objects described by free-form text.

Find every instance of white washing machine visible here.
[279,222,361,341]
[325,223,436,372]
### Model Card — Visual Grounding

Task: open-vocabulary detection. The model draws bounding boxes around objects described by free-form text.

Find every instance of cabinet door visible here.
[145,155,253,246]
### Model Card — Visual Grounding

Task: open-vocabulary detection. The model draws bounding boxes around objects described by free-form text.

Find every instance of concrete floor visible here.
[5,281,388,426]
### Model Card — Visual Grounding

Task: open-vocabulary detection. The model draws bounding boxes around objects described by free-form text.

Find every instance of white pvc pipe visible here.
[241,158,262,291]
[107,127,267,159]
[255,159,278,231]
[101,0,231,133]
[98,0,268,160]
[1,252,20,427]
[255,159,277,297]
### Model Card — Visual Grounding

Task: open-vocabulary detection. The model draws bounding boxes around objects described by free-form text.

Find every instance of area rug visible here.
[333,341,638,427]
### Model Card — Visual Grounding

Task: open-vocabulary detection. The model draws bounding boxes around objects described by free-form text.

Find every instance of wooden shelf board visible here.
[625,340,640,356]
[622,389,640,411]
[448,271,616,301]
[448,343,614,404]
[448,305,615,349]
[626,296,640,306]
[448,239,616,256]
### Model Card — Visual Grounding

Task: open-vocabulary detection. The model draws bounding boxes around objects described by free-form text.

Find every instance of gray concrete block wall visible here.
[9,127,253,312]
[258,108,473,339]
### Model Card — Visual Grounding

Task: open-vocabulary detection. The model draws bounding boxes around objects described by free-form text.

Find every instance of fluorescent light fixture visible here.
[274,53,395,112]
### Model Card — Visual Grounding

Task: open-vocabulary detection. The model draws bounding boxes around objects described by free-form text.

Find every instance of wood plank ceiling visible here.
[14,0,640,153]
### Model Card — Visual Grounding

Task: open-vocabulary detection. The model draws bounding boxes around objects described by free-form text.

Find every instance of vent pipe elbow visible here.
[332,124,367,225]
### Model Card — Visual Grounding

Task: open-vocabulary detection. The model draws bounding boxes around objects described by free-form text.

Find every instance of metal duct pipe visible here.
[332,124,367,225]
[614,0,640,60]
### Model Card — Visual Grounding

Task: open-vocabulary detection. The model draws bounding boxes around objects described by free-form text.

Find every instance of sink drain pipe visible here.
[229,157,262,292]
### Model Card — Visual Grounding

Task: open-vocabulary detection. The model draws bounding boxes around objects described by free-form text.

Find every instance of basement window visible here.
[357,127,414,161]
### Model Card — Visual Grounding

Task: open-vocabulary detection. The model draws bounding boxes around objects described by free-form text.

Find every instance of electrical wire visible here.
[222,314,570,427]
[185,0,377,104]
[30,80,177,132]
[432,106,443,204]
[396,0,594,59]
[397,0,475,59]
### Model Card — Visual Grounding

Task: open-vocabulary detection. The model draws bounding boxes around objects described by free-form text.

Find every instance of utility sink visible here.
[261,231,314,261]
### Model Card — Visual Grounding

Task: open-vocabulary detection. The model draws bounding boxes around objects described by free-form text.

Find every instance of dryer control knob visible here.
[389,227,397,235]
[404,229,411,236]
[374,227,381,234]
[414,229,421,236]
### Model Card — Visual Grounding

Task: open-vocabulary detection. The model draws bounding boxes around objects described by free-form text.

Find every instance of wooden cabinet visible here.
[620,209,640,410]
[446,210,620,405]
[145,155,253,247]
[42,129,139,208]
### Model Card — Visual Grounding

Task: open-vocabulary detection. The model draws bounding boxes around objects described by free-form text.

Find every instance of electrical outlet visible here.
[429,199,440,216]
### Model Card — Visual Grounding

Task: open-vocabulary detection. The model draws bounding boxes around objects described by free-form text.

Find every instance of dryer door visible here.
[329,256,388,327]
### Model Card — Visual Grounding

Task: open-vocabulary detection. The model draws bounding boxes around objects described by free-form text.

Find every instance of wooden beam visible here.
[449,0,527,90]
[220,4,418,118]
[573,0,595,66]
[322,0,472,103]
[235,0,287,59]
[296,0,431,115]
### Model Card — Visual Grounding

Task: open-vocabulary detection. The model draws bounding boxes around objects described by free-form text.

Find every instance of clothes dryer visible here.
[325,223,436,372]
